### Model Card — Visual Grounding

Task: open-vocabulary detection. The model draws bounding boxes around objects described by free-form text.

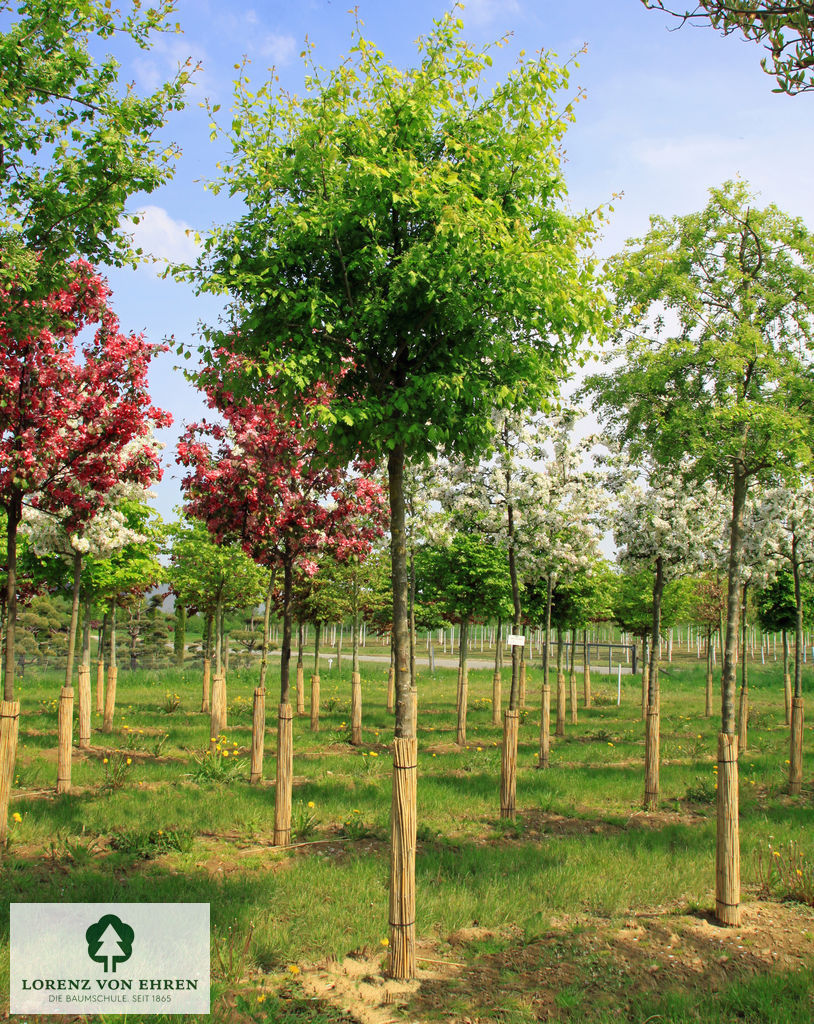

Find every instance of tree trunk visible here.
[386,442,416,981]
[519,625,527,708]
[273,554,294,840]
[568,627,577,725]
[96,612,107,715]
[174,602,186,667]
[640,634,649,721]
[59,555,80,790]
[310,620,321,732]
[555,628,565,737]
[210,594,226,749]
[500,492,522,820]
[201,612,213,713]
[644,556,664,810]
[456,621,469,746]
[78,594,92,750]
[715,462,747,927]
[790,541,804,794]
[3,490,22,701]
[102,604,118,734]
[250,580,273,785]
[408,538,416,686]
[705,626,713,718]
[738,582,749,756]
[350,580,362,745]
[492,617,502,727]
[296,622,305,714]
[387,643,395,713]
[583,628,591,709]
[539,575,553,768]
[782,628,791,726]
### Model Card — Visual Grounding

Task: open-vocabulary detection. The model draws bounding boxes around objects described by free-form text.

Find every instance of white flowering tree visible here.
[613,460,719,808]
[21,479,155,789]
[758,482,814,792]
[518,415,607,757]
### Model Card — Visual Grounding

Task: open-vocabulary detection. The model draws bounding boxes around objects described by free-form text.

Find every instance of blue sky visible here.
[92,0,814,520]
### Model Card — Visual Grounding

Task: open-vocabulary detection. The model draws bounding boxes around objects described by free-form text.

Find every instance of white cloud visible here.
[463,0,521,27]
[132,36,209,94]
[122,206,203,276]
[259,33,297,65]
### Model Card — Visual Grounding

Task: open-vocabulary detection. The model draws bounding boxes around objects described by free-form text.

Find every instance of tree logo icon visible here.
[85,914,134,973]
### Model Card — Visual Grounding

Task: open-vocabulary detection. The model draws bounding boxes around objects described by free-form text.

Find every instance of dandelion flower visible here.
[103,758,109,764]
[12,812,22,823]
[287,965,300,975]
[797,869,803,877]
[773,851,781,858]
[126,758,132,765]
[308,801,315,808]
[257,994,266,1004]
[380,938,389,947]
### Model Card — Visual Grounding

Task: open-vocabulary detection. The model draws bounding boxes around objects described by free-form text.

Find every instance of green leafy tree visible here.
[184,13,603,977]
[585,179,814,927]
[0,0,194,303]
[417,534,512,744]
[642,2,814,93]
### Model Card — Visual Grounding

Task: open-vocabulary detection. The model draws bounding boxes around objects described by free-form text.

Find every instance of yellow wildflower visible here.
[12,812,22,823]
[103,758,109,764]
[287,965,300,975]
[380,938,389,947]
[257,994,266,1004]
[307,801,315,808]
[126,758,132,765]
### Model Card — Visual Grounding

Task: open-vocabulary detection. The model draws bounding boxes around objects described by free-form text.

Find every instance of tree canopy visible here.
[642,2,814,93]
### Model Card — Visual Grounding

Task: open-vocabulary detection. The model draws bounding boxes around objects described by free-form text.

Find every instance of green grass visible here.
[2,656,813,1021]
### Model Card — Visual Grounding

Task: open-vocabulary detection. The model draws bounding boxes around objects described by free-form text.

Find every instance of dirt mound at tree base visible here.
[290,900,814,1023]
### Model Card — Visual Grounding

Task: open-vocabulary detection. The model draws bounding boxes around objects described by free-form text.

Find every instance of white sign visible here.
[10,903,210,1015]
[507,634,526,646]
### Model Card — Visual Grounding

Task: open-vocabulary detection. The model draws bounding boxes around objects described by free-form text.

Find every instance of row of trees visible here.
[4,0,814,981]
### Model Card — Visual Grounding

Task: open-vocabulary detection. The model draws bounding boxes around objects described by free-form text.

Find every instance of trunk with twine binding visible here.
[273,554,295,842]
[783,629,791,726]
[492,618,502,726]
[789,548,805,794]
[56,685,74,794]
[583,629,591,709]
[102,604,118,734]
[716,732,740,925]
[57,551,83,792]
[456,620,469,746]
[568,627,577,725]
[273,703,294,845]
[555,628,565,737]
[715,462,747,928]
[0,700,20,842]
[738,582,749,755]
[250,687,265,783]
[644,556,664,810]
[499,485,522,828]
[386,444,417,981]
[539,574,553,768]
[350,672,363,746]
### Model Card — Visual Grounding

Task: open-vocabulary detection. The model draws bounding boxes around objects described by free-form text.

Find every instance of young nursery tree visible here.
[183,13,603,977]
[0,261,170,836]
[177,366,386,836]
[585,179,814,926]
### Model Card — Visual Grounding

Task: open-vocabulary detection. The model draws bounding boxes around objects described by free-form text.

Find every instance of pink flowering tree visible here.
[177,359,387,839]
[0,259,170,829]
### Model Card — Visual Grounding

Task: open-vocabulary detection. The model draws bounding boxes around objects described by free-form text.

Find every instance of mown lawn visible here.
[1,655,812,1022]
